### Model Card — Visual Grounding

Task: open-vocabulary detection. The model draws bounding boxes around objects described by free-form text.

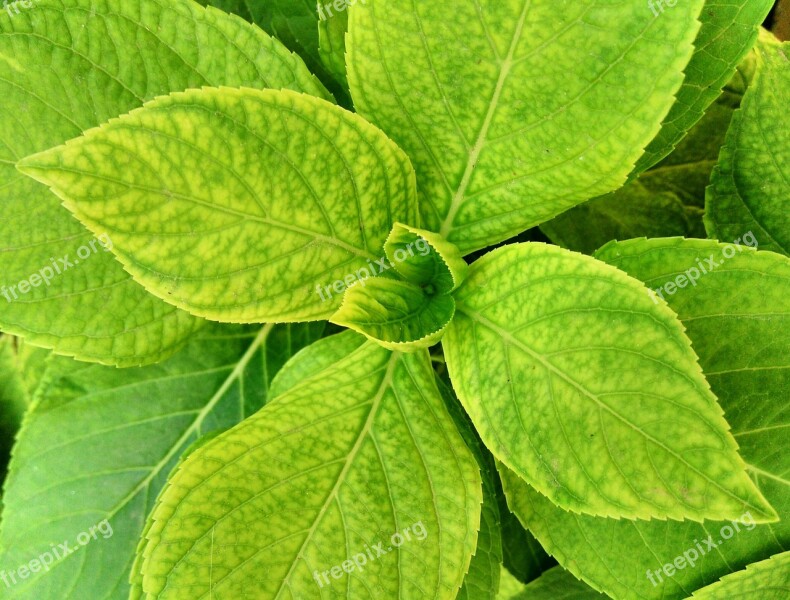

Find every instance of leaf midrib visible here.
[438,1,531,240]
[459,307,771,518]
[24,164,378,262]
[5,324,275,588]
[271,350,400,599]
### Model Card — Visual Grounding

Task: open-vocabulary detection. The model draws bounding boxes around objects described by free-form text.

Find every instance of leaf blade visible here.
[139,333,482,599]
[443,242,775,521]
[0,0,330,365]
[347,0,705,253]
[18,87,418,323]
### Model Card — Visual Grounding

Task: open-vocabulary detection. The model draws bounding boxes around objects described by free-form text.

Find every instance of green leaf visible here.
[0,0,330,365]
[688,551,790,599]
[138,332,482,599]
[540,186,703,256]
[331,278,456,351]
[437,376,503,600]
[540,87,746,254]
[347,0,705,254]
[200,0,352,104]
[318,1,350,92]
[0,323,324,600]
[634,0,773,172]
[496,478,555,584]
[18,87,418,323]
[595,237,790,416]
[506,566,605,600]
[385,224,468,294]
[442,242,775,521]
[128,427,231,600]
[705,40,790,255]
[496,238,790,599]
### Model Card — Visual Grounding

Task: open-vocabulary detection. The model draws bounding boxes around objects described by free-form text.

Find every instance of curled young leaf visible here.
[331,278,455,351]
[385,224,468,294]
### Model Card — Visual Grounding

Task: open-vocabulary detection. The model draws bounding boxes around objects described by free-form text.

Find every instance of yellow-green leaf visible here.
[443,242,775,522]
[347,0,705,254]
[385,224,468,294]
[0,0,331,365]
[18,87,418,323]
[138,332,482,599]
[331,278,455,351]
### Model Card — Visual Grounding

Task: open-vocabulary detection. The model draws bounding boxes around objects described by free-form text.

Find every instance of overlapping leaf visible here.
[706,39,790,254]
[347,0,705,254]
[0,323,324,599]
[137,332,482,599]
[504,567,605,600]
[200,0,351,104]
[443,242,775,521]
[384,224,468,294]
[495,238,790,599]
[437,377,503,600]
[18,87,418,323]
[634,0,773,172]
[689,551,790,599]
[540,88,746,254]
[0,0,329,365]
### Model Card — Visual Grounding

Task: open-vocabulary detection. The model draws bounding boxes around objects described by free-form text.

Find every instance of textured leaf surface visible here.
[331,278,455,351]
[139,332,482,599]
[0,323,324,600]
[689,551,790,599]
[347,0,705,254]
[635,0,772,172]
[705,40,790,255]
[0,0,329,365]
[443,242,774,521]
[498,238,790,599]
[200,0,351,104]
[596,238,790,424]
[18,87,418,323]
